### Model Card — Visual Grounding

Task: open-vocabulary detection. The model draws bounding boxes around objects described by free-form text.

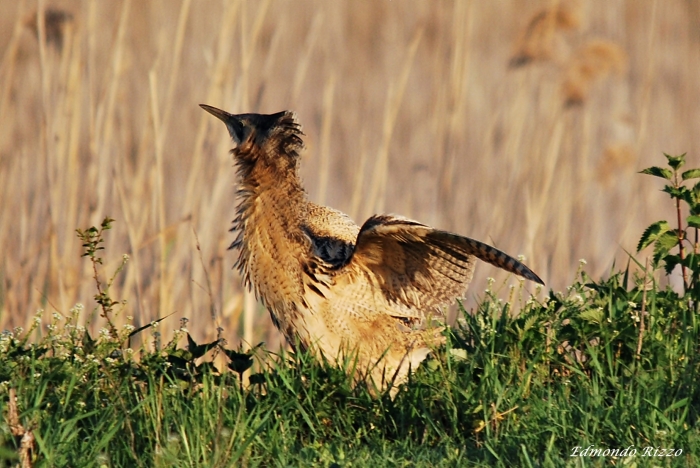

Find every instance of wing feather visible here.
[351,215,544,314]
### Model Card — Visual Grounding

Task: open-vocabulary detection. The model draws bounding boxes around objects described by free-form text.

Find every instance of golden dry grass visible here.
[1,0,699,350]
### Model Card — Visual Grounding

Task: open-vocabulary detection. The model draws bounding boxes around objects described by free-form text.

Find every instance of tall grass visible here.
[1,1,699,350]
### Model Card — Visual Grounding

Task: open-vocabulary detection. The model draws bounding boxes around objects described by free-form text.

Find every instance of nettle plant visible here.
[637,153,700,297]
[6,218,258,386]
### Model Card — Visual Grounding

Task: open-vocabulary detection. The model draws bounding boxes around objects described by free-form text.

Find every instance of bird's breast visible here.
[237,194,312,331]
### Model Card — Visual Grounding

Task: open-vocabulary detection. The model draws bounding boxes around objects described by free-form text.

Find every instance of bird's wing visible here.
[300,204,360,269]
[349,215,544,313]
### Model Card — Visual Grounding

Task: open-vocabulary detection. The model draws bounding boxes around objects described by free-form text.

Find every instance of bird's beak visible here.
[199,104,231,121]
[200,104,246,145]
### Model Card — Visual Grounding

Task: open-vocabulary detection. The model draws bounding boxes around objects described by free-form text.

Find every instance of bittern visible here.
[201,104,544,392]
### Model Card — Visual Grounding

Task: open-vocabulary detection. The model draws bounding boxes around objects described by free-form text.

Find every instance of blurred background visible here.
[1,0,698,350]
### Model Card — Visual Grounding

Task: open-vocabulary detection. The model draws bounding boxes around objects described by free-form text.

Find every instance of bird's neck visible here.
[237,163,308,216]
[231,164,308,310]
[232,162,308,254]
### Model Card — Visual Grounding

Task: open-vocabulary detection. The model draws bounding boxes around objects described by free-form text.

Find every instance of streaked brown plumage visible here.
[201,104,544,392]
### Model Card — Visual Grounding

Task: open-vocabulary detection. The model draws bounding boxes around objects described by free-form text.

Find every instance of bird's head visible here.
[200,104,304,173]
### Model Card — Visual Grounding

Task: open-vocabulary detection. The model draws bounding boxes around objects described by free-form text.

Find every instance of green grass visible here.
[2,266,699,467]
[3,155,700,467]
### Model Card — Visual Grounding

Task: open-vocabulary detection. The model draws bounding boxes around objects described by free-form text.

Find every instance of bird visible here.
[200,104,544,393]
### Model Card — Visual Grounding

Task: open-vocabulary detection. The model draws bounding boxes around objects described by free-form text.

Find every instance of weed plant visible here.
[2,157,700,467]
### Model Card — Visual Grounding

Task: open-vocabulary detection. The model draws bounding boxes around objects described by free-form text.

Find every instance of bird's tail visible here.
[431,231,545,285]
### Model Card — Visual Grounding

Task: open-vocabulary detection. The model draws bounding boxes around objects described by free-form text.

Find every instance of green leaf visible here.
[166,354,189,369]
[82,330,96,354]
[662,186,688,199]
[689,182,700,214]
[196,361,219,374]
[688,215,700,229]
[637,220,670,252]
[101,217,116,229]
[225,350,254,374]
[664,152,686,170]
[221,342,263,374]
[639,166,673,180]
[680,188,696,207]
[653,231,680,265]
[657,230,681,250]
[682,168,700,180]
[682,253,699,271]
[663,254,680,276]
[579,308,604,324]
[248,372,267,385]
[169,347,193,362]
[449,348,469,361]
[187,333,220,359]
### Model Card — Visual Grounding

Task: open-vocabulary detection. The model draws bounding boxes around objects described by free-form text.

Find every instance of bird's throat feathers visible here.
[227,115,309,288]
[231,122,307,220]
